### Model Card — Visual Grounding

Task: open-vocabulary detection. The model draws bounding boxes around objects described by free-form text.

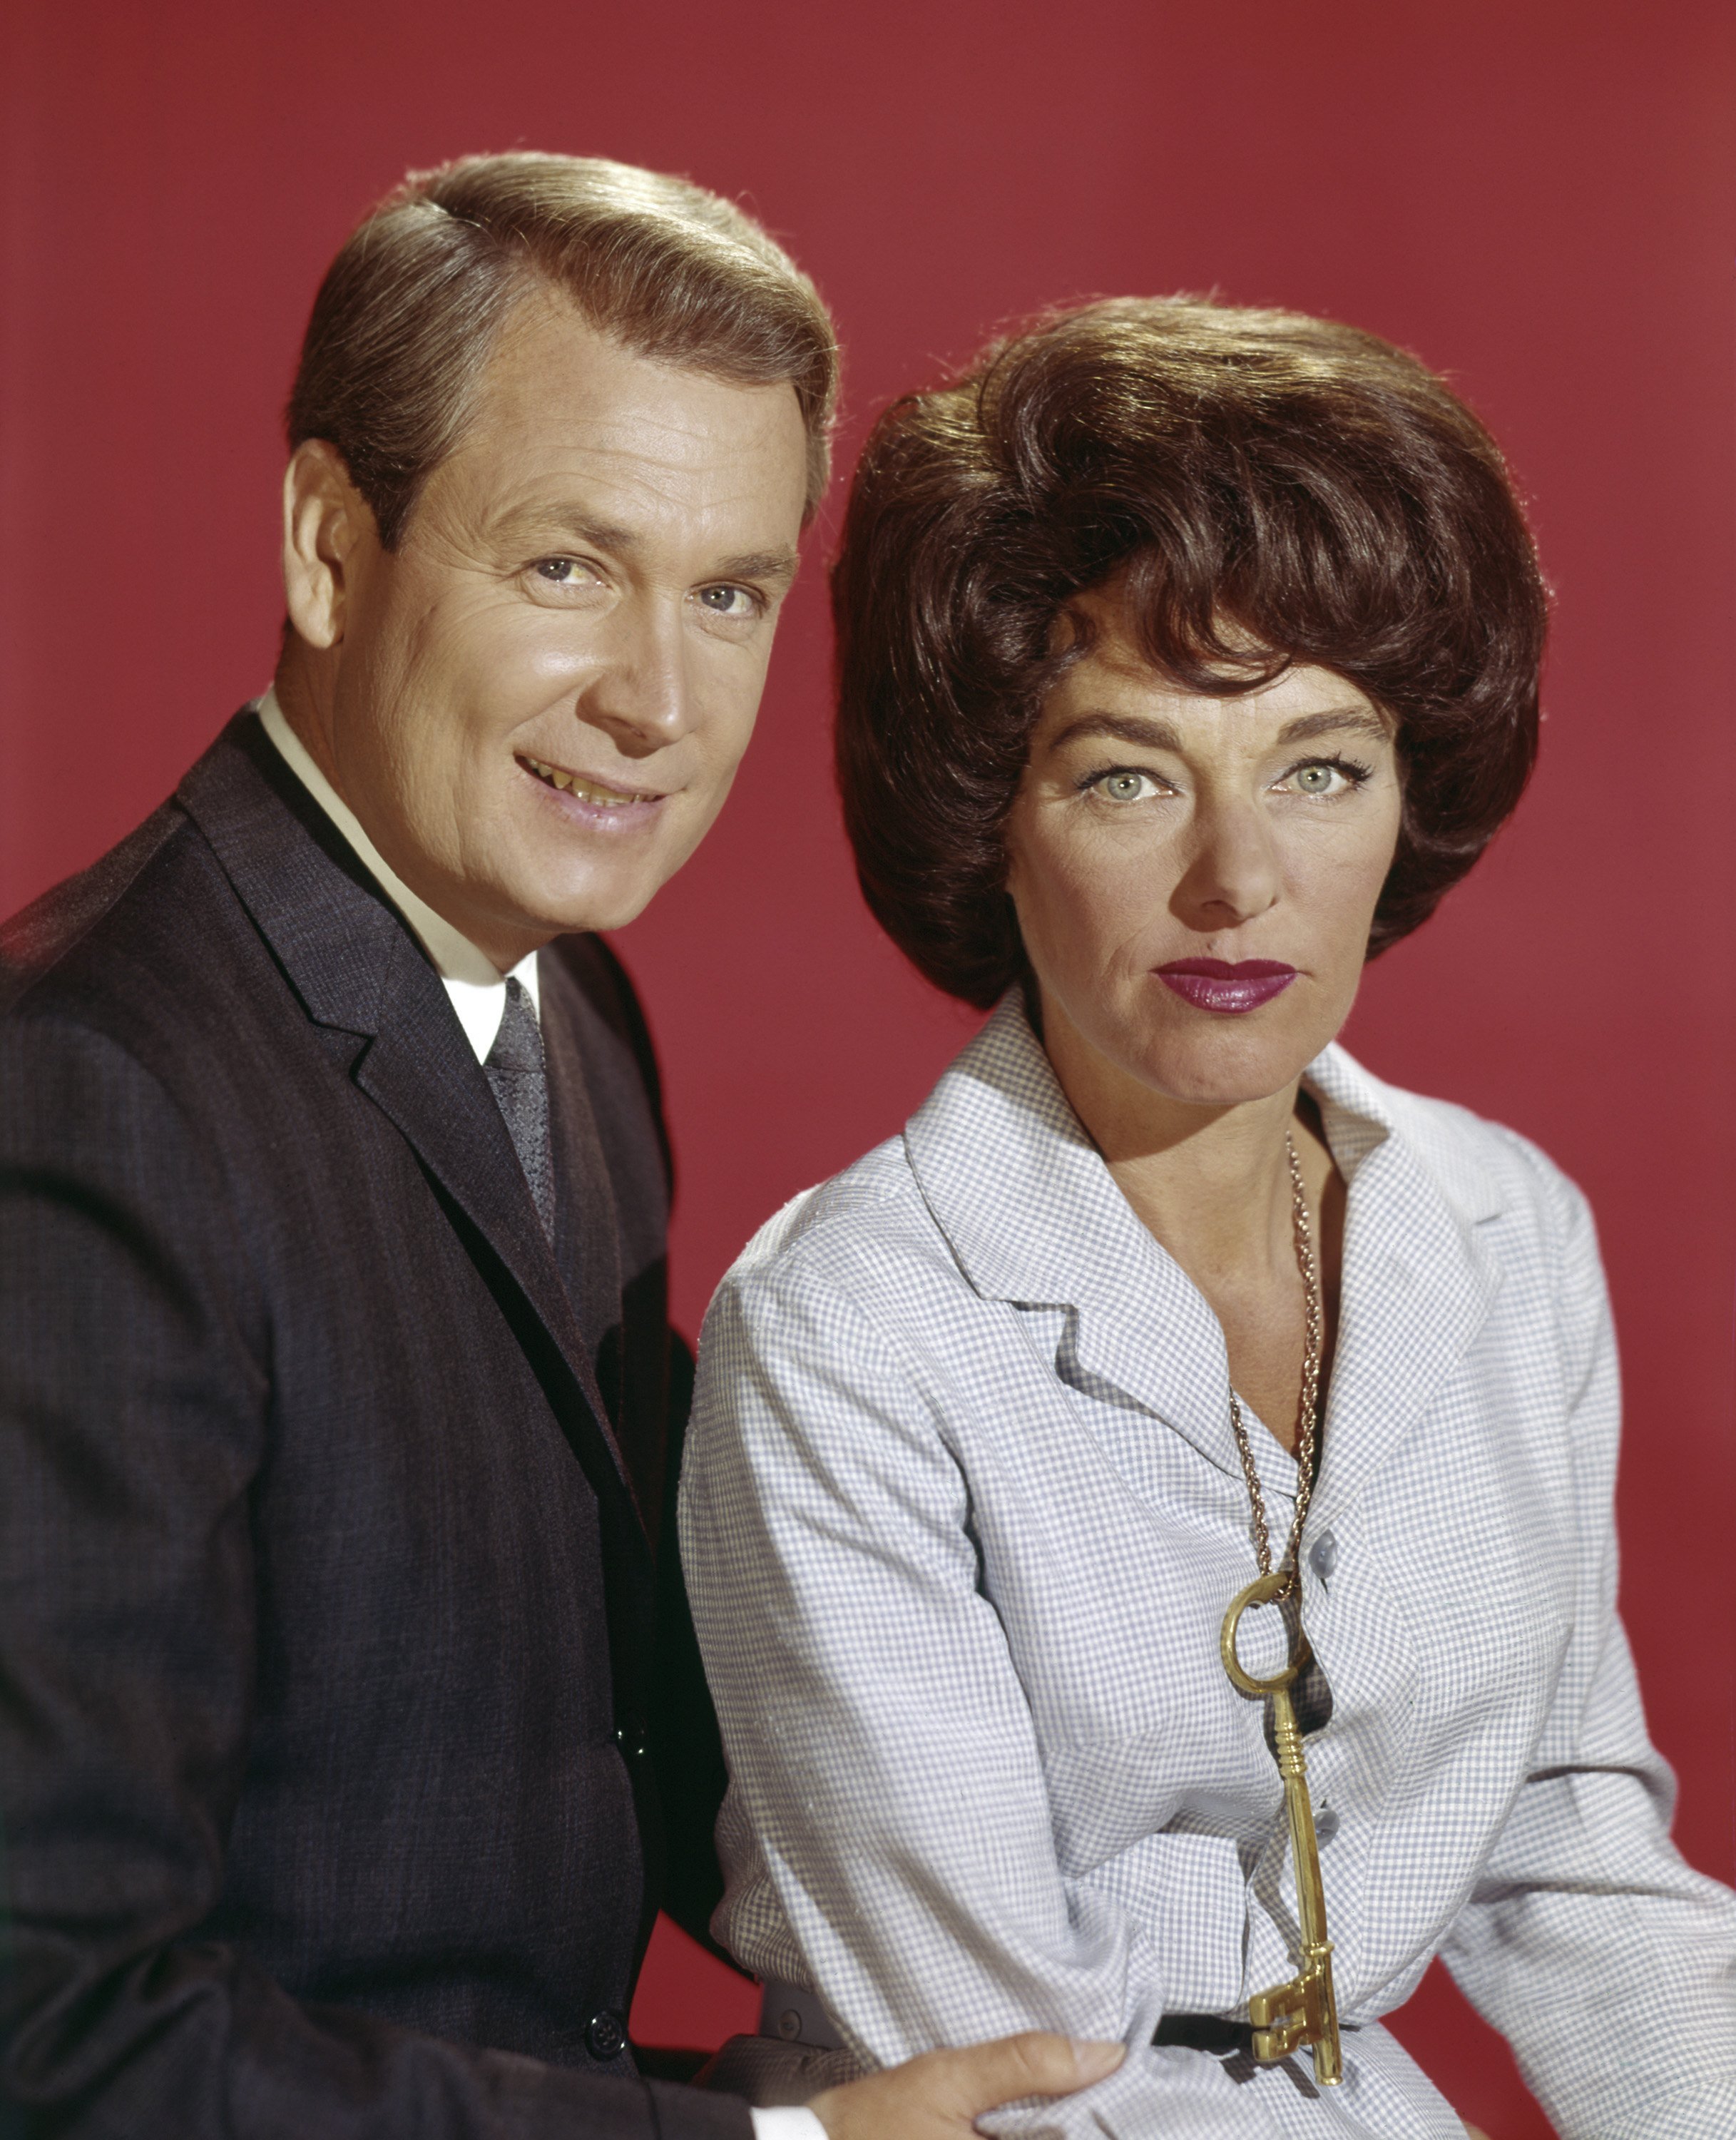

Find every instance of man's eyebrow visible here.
[711,546,800,586]
[515,510,642,554]
[496,509,798,586]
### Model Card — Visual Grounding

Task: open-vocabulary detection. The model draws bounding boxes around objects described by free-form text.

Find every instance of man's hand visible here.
[809,2033,1125,2137]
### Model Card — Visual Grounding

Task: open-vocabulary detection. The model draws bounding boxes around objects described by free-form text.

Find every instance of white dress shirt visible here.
[683,994,1736,2139]
[255,693,825,2140]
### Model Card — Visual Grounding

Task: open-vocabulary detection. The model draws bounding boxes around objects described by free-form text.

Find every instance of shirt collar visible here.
[901,992,1506,1504]
[255,686,538,1062]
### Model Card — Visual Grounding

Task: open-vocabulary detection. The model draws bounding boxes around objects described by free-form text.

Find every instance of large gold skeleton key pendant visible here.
[1220,1571,1343,2085]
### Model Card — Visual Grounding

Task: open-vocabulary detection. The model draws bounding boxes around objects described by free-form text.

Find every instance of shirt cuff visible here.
[750,2109,829,2140]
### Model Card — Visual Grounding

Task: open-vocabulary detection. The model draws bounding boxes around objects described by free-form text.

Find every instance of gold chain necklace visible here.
[1225,1131,1322,1589]
[1217,1127,1344,2084]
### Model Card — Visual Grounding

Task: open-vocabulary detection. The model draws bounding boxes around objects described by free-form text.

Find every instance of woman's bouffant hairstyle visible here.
[288,152,838,547]
[833,297,1547,1007]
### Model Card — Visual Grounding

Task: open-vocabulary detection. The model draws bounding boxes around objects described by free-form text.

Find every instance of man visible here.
[0,154,1121,2140]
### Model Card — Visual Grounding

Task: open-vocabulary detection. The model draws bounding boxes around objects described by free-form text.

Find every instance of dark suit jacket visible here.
[0,715,747,2139]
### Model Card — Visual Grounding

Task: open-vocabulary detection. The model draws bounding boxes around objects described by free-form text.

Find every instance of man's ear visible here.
[282,440,375,649]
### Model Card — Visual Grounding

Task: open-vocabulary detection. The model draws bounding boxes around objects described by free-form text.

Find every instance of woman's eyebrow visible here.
[1048,706,1390,754]
[1274,708,1392,745]
[1047,712,1185,752]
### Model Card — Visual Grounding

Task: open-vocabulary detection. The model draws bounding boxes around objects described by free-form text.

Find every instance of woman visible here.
[678,300,1736,2138]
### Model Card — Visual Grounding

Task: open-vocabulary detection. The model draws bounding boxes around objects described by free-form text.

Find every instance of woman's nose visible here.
[1170,797,1282,929]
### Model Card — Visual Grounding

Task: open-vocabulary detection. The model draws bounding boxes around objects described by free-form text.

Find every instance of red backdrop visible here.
[4,4,1732,2132]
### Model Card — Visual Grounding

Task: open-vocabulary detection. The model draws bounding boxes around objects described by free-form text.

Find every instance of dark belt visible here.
[1152,2013,1256,2056]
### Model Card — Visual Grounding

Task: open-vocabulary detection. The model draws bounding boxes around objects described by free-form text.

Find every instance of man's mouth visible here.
[517,753,655,809]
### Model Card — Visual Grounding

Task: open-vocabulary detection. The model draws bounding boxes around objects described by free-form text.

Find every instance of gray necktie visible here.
[484,976,556,1238]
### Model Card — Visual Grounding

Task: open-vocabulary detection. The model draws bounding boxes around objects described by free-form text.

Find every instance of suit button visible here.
[586,2008,628,2061]
[613,1716,649,1758]
[1308,1532,1339,1585]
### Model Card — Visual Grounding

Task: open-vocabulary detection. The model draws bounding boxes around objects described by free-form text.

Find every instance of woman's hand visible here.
[808,2033,1125,2136]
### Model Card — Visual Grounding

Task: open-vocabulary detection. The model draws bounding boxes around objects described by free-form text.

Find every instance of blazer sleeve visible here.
[1437,1173,1736,2140]
[680,1242,1261,2139]
[0,1012,748,2140]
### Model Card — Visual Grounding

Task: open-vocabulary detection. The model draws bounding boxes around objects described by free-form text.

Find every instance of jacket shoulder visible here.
[719,1134,962,1318]
[0,802,190,1012]
[1335,1054,1593,1247]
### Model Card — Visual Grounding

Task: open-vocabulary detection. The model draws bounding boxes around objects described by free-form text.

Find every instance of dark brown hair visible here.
[288,152,838,547]
[833,297,1547,1006]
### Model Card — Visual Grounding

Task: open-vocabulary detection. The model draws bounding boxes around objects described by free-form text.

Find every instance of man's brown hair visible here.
[287,152,838,546]
[833,297,1548,1007]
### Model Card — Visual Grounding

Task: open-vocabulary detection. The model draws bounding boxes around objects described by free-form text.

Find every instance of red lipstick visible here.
[1156,958,1297,1013]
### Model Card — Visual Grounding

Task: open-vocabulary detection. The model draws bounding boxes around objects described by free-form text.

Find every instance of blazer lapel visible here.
[906,997,1248,1482]
[908,1000,1508,1520]
[1303,1052,1504,1532]
[177,713,647,1535]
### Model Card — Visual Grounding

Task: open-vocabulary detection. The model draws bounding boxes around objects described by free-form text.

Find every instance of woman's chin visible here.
[1113,1026,1332,1112]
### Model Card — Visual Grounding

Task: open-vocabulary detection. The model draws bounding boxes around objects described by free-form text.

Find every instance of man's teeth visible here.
[521,755,639,807]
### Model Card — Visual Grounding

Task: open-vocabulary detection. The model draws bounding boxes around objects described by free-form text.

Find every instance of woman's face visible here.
[1004,588,1404,1112]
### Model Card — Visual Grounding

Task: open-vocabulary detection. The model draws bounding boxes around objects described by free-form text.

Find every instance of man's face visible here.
[297,297,810,962]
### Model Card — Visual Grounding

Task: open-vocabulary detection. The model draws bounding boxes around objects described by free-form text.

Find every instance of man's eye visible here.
[532,557,602,588]
[695,584,760,618]
[1090,770,1163,804]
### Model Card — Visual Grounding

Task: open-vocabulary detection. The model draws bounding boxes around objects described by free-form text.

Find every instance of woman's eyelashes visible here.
[1079,766,1176,803]
[1077,755,1377,805]
[1275,755,1374,798]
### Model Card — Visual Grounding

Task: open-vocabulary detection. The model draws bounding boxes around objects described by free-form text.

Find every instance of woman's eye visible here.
[1282,758,1367,798]
[1091,770,1162,804]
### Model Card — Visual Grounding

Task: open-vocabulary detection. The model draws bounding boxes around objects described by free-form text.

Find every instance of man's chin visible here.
[499,870,663,942]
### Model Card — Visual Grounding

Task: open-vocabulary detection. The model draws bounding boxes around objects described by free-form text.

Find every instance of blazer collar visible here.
[176,714,645,1533]
[905,994,1504,1506]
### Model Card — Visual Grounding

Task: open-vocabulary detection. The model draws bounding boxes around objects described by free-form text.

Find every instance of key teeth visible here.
[1247,1968,1344,2083]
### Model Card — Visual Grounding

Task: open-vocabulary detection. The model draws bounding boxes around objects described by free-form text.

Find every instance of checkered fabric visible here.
[680,996,1736,2139]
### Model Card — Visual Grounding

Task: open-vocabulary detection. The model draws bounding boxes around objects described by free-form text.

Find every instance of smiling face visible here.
[1004,586,1404,1115]
[278,293,812,964]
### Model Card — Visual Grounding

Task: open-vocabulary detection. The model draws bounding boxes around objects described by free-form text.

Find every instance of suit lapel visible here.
[349,989,636,1502]
[177,713,647,1537]
[537,982,626,1406]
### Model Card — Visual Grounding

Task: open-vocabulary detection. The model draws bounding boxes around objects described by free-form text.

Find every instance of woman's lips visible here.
[1155,958,1298,1013]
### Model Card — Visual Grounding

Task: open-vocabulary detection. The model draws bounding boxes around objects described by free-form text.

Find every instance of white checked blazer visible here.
[680,997,1736,2139]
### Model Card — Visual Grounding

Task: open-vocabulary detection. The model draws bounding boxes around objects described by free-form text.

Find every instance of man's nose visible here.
[1171,795,1282,929]
[578,600,695,755]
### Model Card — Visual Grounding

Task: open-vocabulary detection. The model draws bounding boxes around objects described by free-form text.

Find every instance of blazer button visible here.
[586,2007,628,2061]
[1308,1531,1339,1585]
[613,1715,650,1758]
